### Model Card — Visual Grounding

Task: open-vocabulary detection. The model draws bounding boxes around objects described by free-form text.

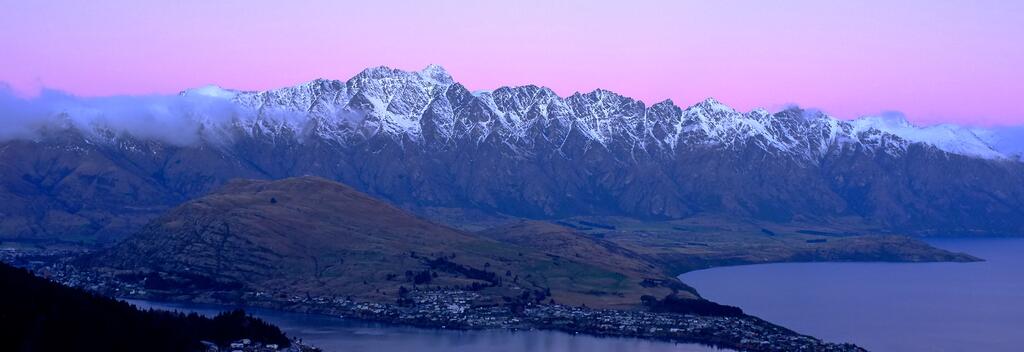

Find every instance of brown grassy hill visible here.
[86,176,676,308]
[478,221,697,304]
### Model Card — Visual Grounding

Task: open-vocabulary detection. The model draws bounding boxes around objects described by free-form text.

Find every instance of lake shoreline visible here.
[125,298,730,351]
[117,289,861,352]
[680,238,1024,352]
[3,238,980,352]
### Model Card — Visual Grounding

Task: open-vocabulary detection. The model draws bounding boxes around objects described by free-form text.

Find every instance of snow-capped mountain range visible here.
[4,64,1024,242]
[171,64,1016,161]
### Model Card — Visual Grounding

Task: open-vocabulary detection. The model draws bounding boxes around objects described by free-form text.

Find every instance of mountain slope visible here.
[3,65,1024,241]
[84,176,682,308]
[478,221,699,302]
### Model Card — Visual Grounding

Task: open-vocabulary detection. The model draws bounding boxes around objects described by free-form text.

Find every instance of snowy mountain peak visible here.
[691,97,736,115]
[849,115,1003,159]
[851,113,913,130]
[163,66,1018,161]
[179,85,240,99]
[654,99,676,107]
[700,97,722,105]
[418,64,454,85]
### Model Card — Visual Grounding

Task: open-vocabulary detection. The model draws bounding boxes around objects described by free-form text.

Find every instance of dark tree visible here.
[0,263,290,352]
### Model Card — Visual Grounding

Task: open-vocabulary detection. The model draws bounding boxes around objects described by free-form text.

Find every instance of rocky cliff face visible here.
[2,65,1023,241]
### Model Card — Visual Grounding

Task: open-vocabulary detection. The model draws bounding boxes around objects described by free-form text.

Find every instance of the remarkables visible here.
[2,65,1023,242]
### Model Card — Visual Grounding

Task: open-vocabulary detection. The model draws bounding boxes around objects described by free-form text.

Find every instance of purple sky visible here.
[2,0,1022,126]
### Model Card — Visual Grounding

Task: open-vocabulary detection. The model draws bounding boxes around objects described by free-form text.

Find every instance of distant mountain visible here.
[0,262,291,352]
[84,176,684,308]
[975,125,1024,158]
[2,65,1023,241]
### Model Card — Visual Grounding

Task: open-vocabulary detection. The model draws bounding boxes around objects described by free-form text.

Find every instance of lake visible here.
[127,299,724,352]
[129,238,1020,352]
[680,238,1024,352]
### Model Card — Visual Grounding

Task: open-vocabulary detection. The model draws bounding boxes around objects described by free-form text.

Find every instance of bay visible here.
[680,238,1024,352]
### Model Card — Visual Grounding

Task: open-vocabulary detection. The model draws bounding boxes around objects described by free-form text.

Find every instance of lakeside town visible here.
[1,246,863,352]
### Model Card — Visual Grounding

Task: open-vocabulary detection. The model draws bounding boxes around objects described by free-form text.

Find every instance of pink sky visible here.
[1,0,1022,126]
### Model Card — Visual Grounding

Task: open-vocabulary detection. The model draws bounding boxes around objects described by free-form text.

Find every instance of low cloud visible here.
[0,84,240,146]
[777,103,827,120]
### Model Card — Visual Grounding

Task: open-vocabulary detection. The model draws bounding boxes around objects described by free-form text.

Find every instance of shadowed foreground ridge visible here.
[0,262,290,352]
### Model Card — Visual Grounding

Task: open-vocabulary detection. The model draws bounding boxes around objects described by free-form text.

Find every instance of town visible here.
[1,246,862,352]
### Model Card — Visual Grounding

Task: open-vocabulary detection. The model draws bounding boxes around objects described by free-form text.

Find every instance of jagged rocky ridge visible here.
[2,65,1023,241]
[178,65,1014,161]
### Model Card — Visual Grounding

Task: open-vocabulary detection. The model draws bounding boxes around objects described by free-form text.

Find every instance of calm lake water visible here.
[129,238,1020,352]
[127,299,724,352]
[680,238,1024,352]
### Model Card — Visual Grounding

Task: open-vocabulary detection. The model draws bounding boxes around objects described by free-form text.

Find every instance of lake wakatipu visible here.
[130,238,1020,352]
[680,238,1024,352]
